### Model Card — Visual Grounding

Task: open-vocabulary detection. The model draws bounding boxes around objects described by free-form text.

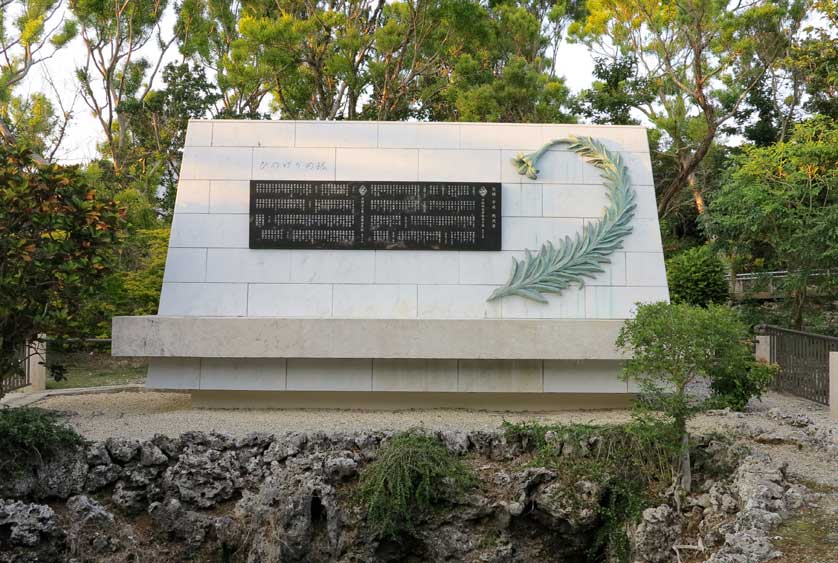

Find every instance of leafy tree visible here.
[0,0,77,153]
[666,245,729,306]
[704,116,838,328]
[574,55,652,125]
[176,0,268,118]
[119,62,220,217]
[5,93,57,154]
[570,0,805,216]
[789,0,838,119]
[78,228,168,337]
[727,0,836,144]
[71,0,174,174]
[0,145,123,397]
[616,302,774,494]
[213,0,575,122]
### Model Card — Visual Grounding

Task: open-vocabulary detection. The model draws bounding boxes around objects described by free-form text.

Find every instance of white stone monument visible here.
[112,120,669,409]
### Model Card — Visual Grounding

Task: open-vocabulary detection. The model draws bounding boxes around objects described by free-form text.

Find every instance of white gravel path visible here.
[38,391,637,441]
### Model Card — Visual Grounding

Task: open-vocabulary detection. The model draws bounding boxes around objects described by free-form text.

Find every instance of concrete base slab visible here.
[190,390,633,411]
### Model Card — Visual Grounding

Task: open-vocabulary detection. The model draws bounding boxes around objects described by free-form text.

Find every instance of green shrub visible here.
[666,245,728,306]
[0,407,86,477]
[708,350,777,411]
[357,430,475,538]
[617,301,773,498]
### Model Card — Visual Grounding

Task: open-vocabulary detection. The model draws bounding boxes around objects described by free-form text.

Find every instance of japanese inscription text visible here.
[249,180,501,251]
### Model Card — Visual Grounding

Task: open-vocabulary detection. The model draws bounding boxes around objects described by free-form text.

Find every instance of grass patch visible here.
[503,419,680,562]
[357,430,475,538]
[0,407,86,478]
[796,478,837,495]
[773,506,838,562]
[46,365,146,390]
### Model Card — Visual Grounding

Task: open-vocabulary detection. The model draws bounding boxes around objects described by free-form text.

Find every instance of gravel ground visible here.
[38,391,636,441]
[32,389,816,432]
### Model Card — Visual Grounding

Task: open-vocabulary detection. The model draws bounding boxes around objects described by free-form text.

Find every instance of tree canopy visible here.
[0,0,835,334]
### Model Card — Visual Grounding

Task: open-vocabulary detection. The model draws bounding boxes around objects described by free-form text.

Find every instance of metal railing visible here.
[2,345,32,394]
[756,324,838,405]
[728,269,834,298]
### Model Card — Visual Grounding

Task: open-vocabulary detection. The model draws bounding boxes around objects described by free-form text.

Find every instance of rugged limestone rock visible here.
[149,498,213,549]
[703,453,789,563]
[65,495,123,557]
[532,479,604,528]
[105,437,140,463]
[0,500,58,547]
[0,429,802,563]
[111,481,146,514]
[84,463,120,492]
[163,446,242,508]
[234,452,348,562]
[139,442,168,466]
[33,447,87,500]
[85,443,111,466]
[632,505,681,563]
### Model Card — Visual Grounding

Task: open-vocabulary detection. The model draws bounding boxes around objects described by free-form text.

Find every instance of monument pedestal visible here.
[113,316,636,408]
[113,120,669,410]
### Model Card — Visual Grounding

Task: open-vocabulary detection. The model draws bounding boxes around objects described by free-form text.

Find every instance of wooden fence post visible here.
[26,336,47,393]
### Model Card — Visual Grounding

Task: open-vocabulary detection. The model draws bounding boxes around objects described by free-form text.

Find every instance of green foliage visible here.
[118,62,220,218]
[570,0,805,216]
[0,1,72,107]
[357,430,475,538]
[666,245,729,306]
[503,419,679,561]
[708,351,777,411]
[573,55,653,125]
[788,0,838,119]
[617,302,768,427]
[704,116,838,328]
[0,145,123,396]
[617,302,772,492]
[5,93,58,155]
[0,407,86,478]
[200,0,576,122]
[78,228,169,336]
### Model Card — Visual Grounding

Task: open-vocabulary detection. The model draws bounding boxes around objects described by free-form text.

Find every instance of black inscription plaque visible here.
[249,181,501,251]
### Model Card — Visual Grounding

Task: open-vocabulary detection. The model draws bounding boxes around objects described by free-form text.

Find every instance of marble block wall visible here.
[163,120,669,320]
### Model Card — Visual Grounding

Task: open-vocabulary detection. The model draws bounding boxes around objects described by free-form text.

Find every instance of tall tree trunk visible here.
[657,130,715,216]
[791,280,807,329]
[687,171,705,215]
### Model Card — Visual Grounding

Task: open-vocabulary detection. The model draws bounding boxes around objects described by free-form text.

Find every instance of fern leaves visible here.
[487,136,637,303]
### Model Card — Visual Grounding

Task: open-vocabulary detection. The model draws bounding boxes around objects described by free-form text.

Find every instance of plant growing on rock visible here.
[616,302,775,494]
[357,430,475,538]
[0,407,86,478]
[503,419,679,561]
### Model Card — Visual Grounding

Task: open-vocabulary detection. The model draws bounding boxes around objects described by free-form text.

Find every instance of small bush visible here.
[357,430,475,538]
[708,353,777,411]
[0,407,86,477]
[666,245,728,306]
